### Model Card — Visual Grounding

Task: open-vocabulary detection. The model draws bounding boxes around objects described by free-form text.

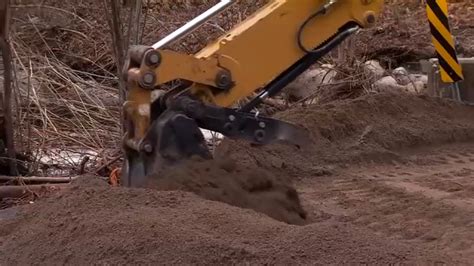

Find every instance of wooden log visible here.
[0,184,68,199]
[0,175,78,184]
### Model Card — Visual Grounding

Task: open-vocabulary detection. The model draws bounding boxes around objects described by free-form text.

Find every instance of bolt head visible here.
[219,75,230,83]
[143,73,154,84]
[224,123,234,132]
[149,54,159,64]
[364,11,377,26]
[366,14,375,24]
[139,72,156,89]
[254,130,265,142]
[215,71,233,90]
[143,143,153,153]
[145,50,161,66]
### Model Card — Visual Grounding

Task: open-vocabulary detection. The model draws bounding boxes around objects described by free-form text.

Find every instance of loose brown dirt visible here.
[1,91,474,264]
[146,158,308,225]
[0,182,447,265]
[296,142,474,264]
[218,92,474,176]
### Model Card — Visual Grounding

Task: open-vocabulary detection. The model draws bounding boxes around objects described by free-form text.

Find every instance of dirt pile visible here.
[217,92,474,176]
[1,91,472,264]
[0,176,449,265]
[146,158,307,225]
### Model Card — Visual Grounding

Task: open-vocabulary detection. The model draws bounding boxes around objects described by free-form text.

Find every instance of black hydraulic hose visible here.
[240,2,361,112]
[297,6,328,54]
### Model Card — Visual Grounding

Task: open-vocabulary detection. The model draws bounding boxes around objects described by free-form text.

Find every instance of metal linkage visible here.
[121,93,311,187]
[167,96,310,148]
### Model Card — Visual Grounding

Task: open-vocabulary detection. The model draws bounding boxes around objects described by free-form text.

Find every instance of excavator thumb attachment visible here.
[121,95,310,187]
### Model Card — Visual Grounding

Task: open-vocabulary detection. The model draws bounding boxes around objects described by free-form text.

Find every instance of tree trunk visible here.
[0,0,18,176]
[0,175,78,184]
[103,0,128,134]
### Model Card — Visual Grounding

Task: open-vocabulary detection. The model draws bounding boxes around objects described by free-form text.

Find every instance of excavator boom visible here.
[121,0,383,187]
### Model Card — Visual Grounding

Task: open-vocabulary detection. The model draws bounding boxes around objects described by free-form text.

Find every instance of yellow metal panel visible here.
[123,0,384,140]
[426,7,454,47]
[432,37,464,78]
[191,0,383,107]
[155,50,224,86]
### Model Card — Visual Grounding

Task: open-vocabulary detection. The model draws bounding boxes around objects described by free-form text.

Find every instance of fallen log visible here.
[0,184,68,199]
[0,176,78,185]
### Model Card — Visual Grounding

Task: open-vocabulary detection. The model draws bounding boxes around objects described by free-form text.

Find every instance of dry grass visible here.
[7,0,267,176]
[10,4,121,176]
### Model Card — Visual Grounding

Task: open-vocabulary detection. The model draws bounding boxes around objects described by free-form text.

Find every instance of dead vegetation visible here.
[355,0,473,66]
[6,0,268,177]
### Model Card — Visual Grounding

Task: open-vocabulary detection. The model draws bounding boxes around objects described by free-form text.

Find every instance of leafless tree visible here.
[103,0,143,131]
[0,0,18,175]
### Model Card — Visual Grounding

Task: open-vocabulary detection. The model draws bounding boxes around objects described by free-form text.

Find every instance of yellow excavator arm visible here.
[121,0,384,187]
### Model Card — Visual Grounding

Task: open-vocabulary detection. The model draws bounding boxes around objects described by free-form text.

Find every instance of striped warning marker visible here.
[426,0,464,83]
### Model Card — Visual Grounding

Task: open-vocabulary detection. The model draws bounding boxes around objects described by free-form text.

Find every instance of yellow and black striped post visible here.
[426,0,464,83]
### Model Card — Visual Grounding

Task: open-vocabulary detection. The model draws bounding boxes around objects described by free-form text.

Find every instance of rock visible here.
[408,74,428,93]
[404,80,425,94]
[409,74,428,86]
[392,67,411,85]
[284,66,337,101]
[363,60,385,80]
[373,76,400,92]
[373,75,425,95]
[392,67,409,76]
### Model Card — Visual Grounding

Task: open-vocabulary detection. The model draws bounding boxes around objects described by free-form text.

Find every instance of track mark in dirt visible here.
[298,143,474,263]
[385,181,473,211]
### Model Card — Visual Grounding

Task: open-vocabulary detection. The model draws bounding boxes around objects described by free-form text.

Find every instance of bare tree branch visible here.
[103,0,139,134]
[103,0,143,134]
[130,0,142,46]
[103,0,127,103]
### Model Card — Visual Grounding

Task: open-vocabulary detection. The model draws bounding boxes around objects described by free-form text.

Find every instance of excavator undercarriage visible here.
[120,0,383,187]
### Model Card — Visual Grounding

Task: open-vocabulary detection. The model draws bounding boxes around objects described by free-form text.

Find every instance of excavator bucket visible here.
[120,93,310,187]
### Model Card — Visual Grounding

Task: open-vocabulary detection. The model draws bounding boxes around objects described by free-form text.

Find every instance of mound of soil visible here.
[0,176,449,265]
[146,158,307,225]
[217,92,474,176]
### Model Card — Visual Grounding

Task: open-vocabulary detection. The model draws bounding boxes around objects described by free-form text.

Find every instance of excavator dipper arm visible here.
[121,0,383,187]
